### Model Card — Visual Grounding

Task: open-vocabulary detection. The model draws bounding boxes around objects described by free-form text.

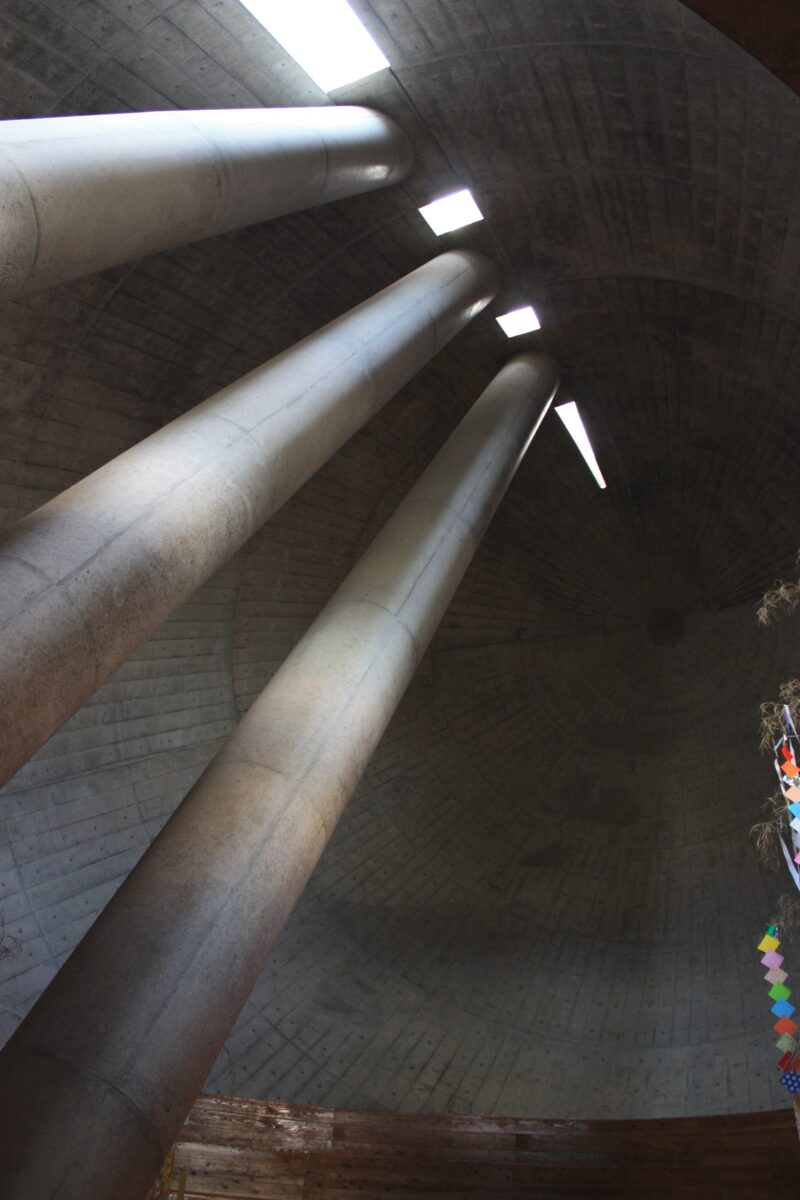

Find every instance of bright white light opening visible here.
[418,189,484,235]
[496,305,541,337]
[555,401,607,489]
[239,0,390,92]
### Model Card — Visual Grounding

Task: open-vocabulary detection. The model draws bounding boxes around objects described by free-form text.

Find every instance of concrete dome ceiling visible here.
[1,0,799,1119]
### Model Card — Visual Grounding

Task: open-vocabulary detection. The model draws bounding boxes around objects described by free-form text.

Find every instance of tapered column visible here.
[0,353,560,1200]
[0,249,497,789]
[0,106,412,298]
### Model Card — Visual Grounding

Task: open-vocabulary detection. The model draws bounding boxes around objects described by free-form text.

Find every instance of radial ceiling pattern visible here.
[1,0,800,1119]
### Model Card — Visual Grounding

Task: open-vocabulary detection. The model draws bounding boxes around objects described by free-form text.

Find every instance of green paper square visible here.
[768,924,778,937]
[777,1034,796,1051]
[769,983,792,1001]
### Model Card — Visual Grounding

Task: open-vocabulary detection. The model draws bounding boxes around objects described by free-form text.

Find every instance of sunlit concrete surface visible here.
[0,0,799,1126]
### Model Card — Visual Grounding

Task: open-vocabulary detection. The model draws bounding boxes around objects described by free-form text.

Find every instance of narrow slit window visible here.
[555,401,607,489]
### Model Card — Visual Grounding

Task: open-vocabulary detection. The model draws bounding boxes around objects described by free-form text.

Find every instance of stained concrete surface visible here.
[0,249,496,787]
[0,0,799,1121]
[0,356,559,1200]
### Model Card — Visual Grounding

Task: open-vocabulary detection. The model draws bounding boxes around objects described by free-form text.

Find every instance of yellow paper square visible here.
[759,934,780,952]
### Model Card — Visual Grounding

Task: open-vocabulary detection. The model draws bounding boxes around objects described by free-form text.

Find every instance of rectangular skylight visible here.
[496,305,540,337]
[418,189,484,235]
[239,0,390,92]
[555,401,607,489]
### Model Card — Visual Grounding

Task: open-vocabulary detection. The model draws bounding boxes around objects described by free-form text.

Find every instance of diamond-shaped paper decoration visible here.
[774,1017,798,1035]
[759,934,780,953]
[779,1051,800,1070]
[772,999,796,1018]
[780,1071,800,1094]
[776,1034,796,1051]
[765,967,789,985]
[790,802,800,818]
[762,951,785,968]
[769,982,792,1001]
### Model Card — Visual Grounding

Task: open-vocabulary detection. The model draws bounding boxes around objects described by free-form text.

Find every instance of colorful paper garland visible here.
[771,708,800,891]
[758,923,800,1094]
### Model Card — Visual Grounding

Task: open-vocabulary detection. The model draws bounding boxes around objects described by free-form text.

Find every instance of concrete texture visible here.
[0,248,497,789]
[0,106,413,297]
[0,355,559,1200]
[0,0,799,1130]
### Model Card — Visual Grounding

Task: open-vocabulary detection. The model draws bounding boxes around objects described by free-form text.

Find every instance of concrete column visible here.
[0,353,560,1200]
[0,106,412,298]
[0,249,497,789]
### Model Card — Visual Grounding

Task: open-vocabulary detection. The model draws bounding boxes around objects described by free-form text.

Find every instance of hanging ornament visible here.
[758,924,800,1094]
[771,709,800,892]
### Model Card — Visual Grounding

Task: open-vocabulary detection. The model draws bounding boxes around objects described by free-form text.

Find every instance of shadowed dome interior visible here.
[1,0,799,1119]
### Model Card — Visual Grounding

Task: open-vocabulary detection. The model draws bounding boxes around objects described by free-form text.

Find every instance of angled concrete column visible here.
[0,106,412,298]
[0,249,497,789]
[0,353,560,1200]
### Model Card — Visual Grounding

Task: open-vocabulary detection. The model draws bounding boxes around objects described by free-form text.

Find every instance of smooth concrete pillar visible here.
[0,106,412,298]
[0,353,560,1200]
[0,249,497,789]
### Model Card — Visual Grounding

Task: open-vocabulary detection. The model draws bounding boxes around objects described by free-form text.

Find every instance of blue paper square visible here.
[790,801,800,818]
[772,999,797,1018]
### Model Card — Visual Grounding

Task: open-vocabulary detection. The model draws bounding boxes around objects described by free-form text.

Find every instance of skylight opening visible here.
[239,0,390,92]
[496,305,540,337]
[555,401,607,489]
[418,189,484,235]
